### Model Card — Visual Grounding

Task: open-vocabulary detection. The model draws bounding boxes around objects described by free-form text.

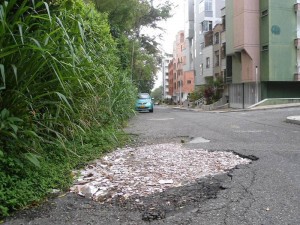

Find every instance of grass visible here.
[0,0,137,218]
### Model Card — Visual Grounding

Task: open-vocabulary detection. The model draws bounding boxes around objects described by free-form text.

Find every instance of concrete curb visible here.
[171,105,300,125]
[286,116,300,125]
[172,103,300,113]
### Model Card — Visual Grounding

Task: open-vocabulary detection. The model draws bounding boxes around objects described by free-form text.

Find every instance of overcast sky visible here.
[147,0,185,89]
[157,0,185,53]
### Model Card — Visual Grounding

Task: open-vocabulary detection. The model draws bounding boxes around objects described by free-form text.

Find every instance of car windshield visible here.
[138,93,150,99]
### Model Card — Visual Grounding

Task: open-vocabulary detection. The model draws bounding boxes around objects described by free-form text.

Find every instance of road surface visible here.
[4,106,300,225]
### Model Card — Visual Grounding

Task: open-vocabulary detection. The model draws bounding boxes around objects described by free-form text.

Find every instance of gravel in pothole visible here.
[70,143,251,203]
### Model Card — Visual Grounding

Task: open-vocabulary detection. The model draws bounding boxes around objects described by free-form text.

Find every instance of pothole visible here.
[70,143,251,203]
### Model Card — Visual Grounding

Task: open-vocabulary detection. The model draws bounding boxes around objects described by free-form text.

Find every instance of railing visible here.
[194,97,205,108]
[225,76,232,83]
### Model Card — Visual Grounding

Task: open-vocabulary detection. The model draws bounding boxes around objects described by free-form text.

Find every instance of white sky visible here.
[155,0,185,54]
[144,0,185,89]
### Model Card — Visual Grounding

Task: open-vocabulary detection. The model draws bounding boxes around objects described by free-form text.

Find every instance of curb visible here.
[171,105,300,125]
[172,104,300,113]
[286,116,300,125]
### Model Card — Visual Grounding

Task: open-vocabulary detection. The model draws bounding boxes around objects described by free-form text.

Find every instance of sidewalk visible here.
[171,103,300,125]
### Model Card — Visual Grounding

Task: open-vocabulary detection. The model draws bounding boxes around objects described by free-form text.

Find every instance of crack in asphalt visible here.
[223,166,257,225]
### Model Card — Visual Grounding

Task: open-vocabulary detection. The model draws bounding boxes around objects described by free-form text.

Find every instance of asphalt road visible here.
[4,106,300,225]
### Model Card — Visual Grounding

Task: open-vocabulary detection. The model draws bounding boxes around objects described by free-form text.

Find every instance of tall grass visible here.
[0,0,136,217]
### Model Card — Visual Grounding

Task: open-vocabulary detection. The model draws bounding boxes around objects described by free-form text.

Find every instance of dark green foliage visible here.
[0,0,136,217]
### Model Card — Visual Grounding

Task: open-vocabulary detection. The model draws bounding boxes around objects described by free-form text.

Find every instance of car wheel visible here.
[149,109,153,113]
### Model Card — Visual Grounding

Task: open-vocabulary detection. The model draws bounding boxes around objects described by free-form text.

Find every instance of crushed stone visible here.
[70,143,251,202]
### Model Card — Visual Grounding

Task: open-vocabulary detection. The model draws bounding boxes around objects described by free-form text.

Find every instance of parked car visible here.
[135,93,154,113]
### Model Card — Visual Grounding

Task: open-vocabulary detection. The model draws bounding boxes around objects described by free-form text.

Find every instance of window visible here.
[215,51,220,66]
[222,16,226,30]
[187,80,192,84]
[206,57,210,68]
[205,0,212,11]
[221,43,226,59]
[200,63,203,75]
[214,33,219,44]
[201,20,213,32]
[178,81,182,87]
[200,42,204,55]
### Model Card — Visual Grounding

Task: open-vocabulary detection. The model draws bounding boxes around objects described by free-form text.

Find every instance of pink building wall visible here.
[233,0,260,82]
[169,30,194,103]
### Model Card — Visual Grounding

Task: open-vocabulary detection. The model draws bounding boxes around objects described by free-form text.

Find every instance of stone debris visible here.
[70,143,251,202]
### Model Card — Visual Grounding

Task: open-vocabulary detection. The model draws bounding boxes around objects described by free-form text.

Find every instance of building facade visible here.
[260,0,299,98]
[226,0,300,108]
[193,0,225,86]
[225,0,261,108]
[168,58,174,102]
[166,0,300,108]
[161,53,173,100]
[169,31,195,103]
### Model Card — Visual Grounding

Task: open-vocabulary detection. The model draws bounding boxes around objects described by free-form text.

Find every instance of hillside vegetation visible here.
[0,0,171,217]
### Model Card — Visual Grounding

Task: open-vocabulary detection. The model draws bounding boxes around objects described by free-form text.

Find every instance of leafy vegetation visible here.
[94,0,173,93]
[189,78,224,105]
[0,0,172,218]
[151,85,163,103]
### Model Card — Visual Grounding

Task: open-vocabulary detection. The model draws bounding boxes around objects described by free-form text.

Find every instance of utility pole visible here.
[179,80,182,105]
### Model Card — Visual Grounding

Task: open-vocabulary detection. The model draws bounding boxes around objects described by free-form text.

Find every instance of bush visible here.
[0,0,136,217]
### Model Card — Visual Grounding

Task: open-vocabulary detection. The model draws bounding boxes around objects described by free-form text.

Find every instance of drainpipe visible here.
[242,83,245,109]
[255,66,258,103]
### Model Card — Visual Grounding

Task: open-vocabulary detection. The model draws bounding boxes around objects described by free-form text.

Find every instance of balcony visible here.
[294,3,300,12]
[225,76,232,84]
[295,74,300,81]
[294,38,300,48]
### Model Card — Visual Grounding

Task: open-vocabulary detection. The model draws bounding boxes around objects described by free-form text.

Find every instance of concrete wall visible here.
[260,0,297,82]
[203,45,214,78]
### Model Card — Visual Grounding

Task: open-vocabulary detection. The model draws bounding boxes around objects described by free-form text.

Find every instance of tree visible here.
[93,0,173,91]
[151,86,163,101]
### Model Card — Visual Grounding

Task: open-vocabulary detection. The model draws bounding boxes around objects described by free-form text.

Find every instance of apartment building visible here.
[260,0,299,98]
[213,23,226,82]
[169,31,195,103]
[168,59,174,101]
[225,0,300,108]
[193,0,225,86]
[161,53,173,100]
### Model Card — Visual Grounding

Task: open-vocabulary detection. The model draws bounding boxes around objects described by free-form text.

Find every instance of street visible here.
[4,106,300,225]
[126,105,300,224]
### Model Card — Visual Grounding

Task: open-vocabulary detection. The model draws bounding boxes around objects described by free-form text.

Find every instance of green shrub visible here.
[0,0,136,217]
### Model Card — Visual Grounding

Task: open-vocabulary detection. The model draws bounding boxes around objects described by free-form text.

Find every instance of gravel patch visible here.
[70,143,251,203]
